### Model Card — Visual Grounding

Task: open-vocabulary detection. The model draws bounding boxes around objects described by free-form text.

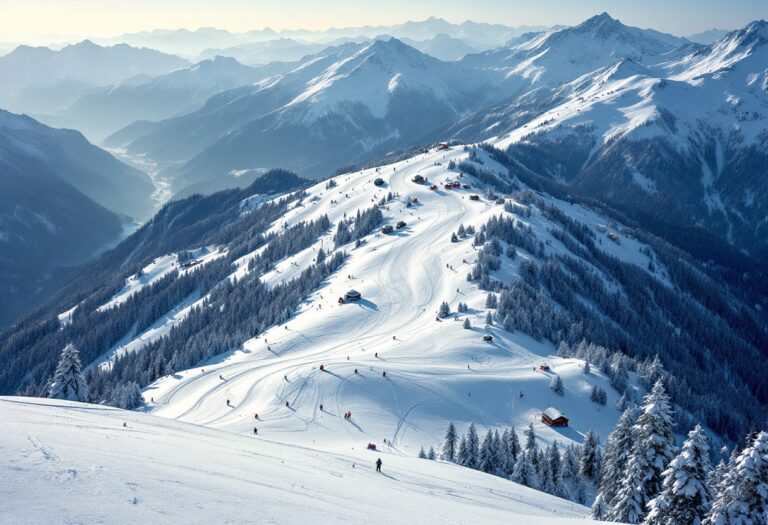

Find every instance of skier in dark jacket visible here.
[376,458,382,472]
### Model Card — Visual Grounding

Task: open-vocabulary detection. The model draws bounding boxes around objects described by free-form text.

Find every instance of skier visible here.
[519,391,524,399]
[375,352,378,358]
[226,399,231,406]
[219,374,224,380]
[376,458,382,472]
[253,427,258,435]
[320,364,325,372]
[383,371,387,378]
[354,369,358,374]
[320,404,324,411]
[286,401,290,408]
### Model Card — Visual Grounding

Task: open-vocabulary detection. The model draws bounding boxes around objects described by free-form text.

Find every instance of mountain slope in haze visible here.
[114,39,495,196]
[491,20,768,256]
[0,110,157,325]
[0,397,598,525]
[0,40,188,115]
[53,56,267,141]
[401,33,478,61]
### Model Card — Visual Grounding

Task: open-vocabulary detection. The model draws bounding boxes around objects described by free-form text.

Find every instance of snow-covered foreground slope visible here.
[0,397,602,524]
[144,146,646,455]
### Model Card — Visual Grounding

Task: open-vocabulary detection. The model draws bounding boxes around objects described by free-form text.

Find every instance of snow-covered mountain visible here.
[3,142,765,455]
[0,40,188,115]
[50,56,268,141]
[0,110,154,325]
[460,13,688,97]
[112,38,494,196]
[490,20,768,256]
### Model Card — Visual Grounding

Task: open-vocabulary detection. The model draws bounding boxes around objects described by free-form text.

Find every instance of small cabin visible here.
[436,142,449,150]
[607,232,620,243]
[444,183,453,190]
[396,220,407,229]
[429,184,438,190]
[539,363,551,372]
[411,174,425,184]
[374,178,385,187]
[542,407,569,427]
[344,290,362,302]
[382,225,394,234]
[469,195,480,201]
[462,184,471,189]
[483,335,493,342]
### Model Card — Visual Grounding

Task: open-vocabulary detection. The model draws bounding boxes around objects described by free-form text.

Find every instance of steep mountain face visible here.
[0,112,137,325]
[0,40,188,115]
[492,21,768,257]
[460,13,687,97]
[0,111,155,221]
[53,56,267,141]
[113,39,493,196]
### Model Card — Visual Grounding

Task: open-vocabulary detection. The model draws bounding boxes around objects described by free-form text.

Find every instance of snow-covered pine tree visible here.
[610,450,647,524]
[645,424,711,525]
[48,343,89,402]
[479,429,498,473]
[443,421,458,461]
[463,318,471,329]
[580,428,600,481]
[485,311,493,326]
[706,446,729,498]
[419,446,427,459]
[498,429,512,476]
[512,447,539,489]
[485,293,497,308]
[705,431,768,525]
[457,434,469,466]
[539,453,557,495]
[465,423,480,469]
[428,446,436,460]
[616,392,629,411]
[584,361,591,375]
[632,380,676,515]
[439,301,451,318]
[593,407,639,520]
[550,374,564,396]
[525,422,537,456]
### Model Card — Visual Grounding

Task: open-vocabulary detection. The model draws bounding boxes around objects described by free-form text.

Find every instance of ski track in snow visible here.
[144,146,656,457]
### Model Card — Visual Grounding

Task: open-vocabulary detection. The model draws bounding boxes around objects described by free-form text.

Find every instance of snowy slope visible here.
[0,397,601,525]
[139,145,659,458]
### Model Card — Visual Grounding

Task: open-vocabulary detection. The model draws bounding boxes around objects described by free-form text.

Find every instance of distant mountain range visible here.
[0,110,154,325]
[0,40,188,115]
[101,17,552,56]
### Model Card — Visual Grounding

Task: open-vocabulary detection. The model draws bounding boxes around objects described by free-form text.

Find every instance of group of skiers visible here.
[344,411,352,419]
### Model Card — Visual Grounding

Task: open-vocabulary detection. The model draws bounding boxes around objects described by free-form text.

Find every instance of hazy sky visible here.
[2,0,766,42]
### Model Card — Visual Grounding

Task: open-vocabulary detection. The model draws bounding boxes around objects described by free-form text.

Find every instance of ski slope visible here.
[145,144,655,457]
[0,397,603,524]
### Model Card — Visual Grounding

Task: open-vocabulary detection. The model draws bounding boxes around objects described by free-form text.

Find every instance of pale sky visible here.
[1,0,766,42]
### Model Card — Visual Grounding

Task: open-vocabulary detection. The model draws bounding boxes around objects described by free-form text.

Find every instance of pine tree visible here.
[616,392,629,411]
[485,293,497,308]
[48,343,89,402]
[465,423,480,469]
[509,427,521,464]
[443,421,458,461]
[645,424,711,525]
[479,430,498,473]
[428,446,436,460]
[584,360,591,375]
[580,428,600,480]
[485,311,493,326]
[525,422,537,456]
[632,380,676,515]
[705,431,768,525]
[418,446,427,459]
[457,434,469,466]
[593,407,638,519]
[463,318,471,329]
[439,301,451,318]
[550,374,564,395]
[512,448,539,489]
[611,451,647,524]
